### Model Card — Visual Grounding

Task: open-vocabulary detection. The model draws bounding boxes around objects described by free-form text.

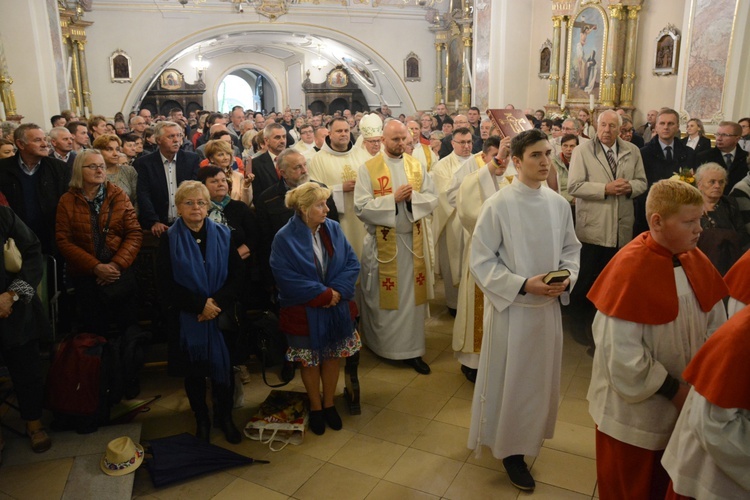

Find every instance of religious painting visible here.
[404,52,421,82]
[653,24,681,76]
[160,69,182,91]
[564,5,607,102]
[327,68,348,88]
[539,40,552,79]
[109,49,131,83]
[446,32,463,106]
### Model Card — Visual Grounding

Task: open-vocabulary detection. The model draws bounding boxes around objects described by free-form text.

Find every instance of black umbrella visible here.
[146,432,269,487]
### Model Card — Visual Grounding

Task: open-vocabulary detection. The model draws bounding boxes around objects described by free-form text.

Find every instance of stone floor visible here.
[0,287,599,499]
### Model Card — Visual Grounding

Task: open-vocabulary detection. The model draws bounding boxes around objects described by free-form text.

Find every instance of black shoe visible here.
[503,455,535,491]
[323,406,342,431]
[404,357,431,375]
[461,365,478,383]
[447,307,457,317]
[309,409,325,435]
[280,361,296,383]
[195,417,211,442]
[219,417,242,444]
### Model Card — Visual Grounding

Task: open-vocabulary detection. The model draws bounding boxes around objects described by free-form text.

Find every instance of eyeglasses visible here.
[83,164,106,170]
[182,200,208,207]
[365,139,381,144]
[452,140,474,146]
[715,133,738,138]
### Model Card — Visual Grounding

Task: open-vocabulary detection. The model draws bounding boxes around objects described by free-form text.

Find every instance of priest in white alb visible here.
[292,123,317,162]
[431,127,475,315]
[354,120,438,374]
[407,120,438,171]
[308,116,371,258]
[468,129,581,492]
[452,136,507,381]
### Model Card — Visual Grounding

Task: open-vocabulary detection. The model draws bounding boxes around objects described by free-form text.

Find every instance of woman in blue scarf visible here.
[156,181,244,443]
[270,182,361,435]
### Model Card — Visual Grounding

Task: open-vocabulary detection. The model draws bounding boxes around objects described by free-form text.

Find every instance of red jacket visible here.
[56,182,142,276]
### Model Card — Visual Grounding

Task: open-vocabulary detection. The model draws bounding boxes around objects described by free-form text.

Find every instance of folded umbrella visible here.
[146,432,269,487]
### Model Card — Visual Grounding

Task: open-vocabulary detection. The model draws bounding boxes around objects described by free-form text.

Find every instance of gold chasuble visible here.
[365,154,428,310]
[422,144,434,171]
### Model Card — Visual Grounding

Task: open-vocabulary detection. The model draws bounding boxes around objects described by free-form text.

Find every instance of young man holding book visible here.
[468,129,581,491]
[586,179,728,499]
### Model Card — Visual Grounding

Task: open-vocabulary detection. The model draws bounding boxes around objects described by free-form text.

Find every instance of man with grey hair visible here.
[567,109,647,348]
[636,109,658,142]
[48,126,76,168]
[129,115,147,138]
[139,108,153,126]
[134,120,200,236]
[252,123,287,197]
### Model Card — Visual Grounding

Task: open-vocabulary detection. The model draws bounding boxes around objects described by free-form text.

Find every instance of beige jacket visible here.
[568,137,647,247]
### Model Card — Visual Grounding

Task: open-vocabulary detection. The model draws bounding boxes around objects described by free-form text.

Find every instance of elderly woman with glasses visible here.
[156,181,244,443]
[56,149,142,336]
[695,163,748,274]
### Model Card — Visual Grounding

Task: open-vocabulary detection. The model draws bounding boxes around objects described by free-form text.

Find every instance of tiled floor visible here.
[0,289,600,499]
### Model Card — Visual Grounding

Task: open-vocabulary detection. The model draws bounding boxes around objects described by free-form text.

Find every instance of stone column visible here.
[548,15,564,105]
[434,41,445,106]
[620,5,640,108]
[69,38,83,116]
[460,21,473,109]
[602,4,625,107]
[76,40,92,114]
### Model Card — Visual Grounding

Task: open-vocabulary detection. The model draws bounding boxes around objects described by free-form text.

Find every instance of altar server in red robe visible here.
[586,179,728,500]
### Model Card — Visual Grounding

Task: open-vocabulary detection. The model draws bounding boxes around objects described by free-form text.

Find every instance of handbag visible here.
[243,390,309,451]
[4,215,22,273]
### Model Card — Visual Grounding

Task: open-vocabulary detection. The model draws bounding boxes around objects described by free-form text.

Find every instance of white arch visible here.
[212,63,284,113]
[122,22,416,113]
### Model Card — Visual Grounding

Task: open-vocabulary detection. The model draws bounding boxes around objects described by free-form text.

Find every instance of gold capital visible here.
[627,5,641,20]
[552,15,563,28]
[608,5,625,21]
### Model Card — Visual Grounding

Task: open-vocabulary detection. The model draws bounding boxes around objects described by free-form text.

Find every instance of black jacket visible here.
[0,153,69,255]
[134,149,200,229]
[251,152,280,199]
[680,135,712,155]
[697,147,749,195]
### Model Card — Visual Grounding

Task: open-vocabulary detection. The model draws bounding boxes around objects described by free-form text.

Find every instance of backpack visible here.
[45,333,122,434]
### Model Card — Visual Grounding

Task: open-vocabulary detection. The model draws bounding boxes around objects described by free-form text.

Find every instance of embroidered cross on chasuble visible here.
[366,154,428,310]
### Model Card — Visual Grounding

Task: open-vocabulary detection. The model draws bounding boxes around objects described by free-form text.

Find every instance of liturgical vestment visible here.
[468,181,581,459]
[308,140,371,259]
[453,166,509,369]
[354,154,437,360]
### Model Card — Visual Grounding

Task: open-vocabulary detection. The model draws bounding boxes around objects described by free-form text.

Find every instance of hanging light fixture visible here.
[311,45,327,71]
[192,48,210,80]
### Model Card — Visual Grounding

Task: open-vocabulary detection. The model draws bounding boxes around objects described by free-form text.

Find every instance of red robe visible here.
[724,250,750,304]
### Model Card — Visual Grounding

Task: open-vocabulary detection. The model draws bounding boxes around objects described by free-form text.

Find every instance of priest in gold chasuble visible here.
[355,121,438,372]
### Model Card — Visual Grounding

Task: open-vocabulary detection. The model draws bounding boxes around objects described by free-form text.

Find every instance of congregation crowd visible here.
[0,99,749,499]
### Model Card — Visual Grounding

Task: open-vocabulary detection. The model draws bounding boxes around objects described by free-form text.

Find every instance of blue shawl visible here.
[168,217,232,385]
[270,215,360,353]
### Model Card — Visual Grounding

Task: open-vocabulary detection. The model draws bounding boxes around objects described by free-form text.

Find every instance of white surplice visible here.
[354,154,438,359]
[587,270,727,450]
[292,140,317,162]
[453,167,509,368]
[468,181,581,458]
[431,152,470,308]
[308,141,372,259]
[446,152,485,209]
[662,388,750,499]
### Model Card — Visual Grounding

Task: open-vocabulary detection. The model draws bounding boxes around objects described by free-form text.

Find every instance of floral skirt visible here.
[286,331,361,368]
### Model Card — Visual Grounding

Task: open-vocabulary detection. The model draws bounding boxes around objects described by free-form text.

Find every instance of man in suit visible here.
[568,110,647,348]
[697,121,749,194]
[134,121,200,236]
[636,109,658,142]
[739,117,750,152]
[634,108,697,234]
[251,123,287,197]
[619,117,644,148]
[48,126,76,169]
[0,123,69,255]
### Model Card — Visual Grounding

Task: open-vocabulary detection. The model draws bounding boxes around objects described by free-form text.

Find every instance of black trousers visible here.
[567,243,619,347]
[0,339,44,421]
[184,370,235,421]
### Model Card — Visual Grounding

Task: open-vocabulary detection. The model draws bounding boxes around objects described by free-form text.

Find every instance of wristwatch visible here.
[8,290,19,302]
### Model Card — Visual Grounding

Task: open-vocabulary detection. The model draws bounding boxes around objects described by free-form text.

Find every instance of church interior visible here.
[0,0,748,498]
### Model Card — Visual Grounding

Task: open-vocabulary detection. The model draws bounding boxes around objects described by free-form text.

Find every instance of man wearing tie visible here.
[567,110,647,348]
[135,121,200,236]
[697,121,749,194]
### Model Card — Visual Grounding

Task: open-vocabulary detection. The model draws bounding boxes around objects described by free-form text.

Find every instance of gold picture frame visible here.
[160,69,183,91]
[563,4,608,103]
[653,24,681,76]
[109,49,131,84]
